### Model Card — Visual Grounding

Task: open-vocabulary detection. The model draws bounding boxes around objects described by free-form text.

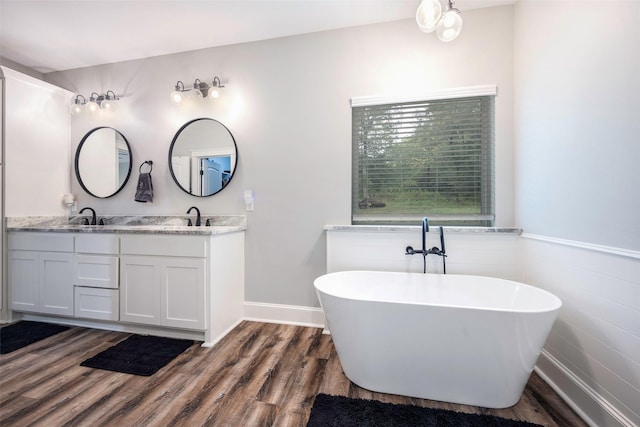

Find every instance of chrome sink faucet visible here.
[79,207,97,225]
[187,206,201,226]
[405,216,447,273]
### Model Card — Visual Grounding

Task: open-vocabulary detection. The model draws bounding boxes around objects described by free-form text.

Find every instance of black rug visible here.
[0,321,70,354]
[307,394,543,427]
[80,334,194,376]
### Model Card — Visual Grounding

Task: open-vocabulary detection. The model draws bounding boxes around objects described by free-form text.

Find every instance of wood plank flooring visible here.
[0,321,588,426]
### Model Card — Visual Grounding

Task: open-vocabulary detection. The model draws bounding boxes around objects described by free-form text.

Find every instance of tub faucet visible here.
[405,216,447,273]
[79,207,96,225]
[187,206,201,226]
[421,216,429,254]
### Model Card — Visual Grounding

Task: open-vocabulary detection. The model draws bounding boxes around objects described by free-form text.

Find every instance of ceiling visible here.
[0,0,513,74]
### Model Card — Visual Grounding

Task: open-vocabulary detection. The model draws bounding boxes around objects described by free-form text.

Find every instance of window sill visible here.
[324,225,521,234]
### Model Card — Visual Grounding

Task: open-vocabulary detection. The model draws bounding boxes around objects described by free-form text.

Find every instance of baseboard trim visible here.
[535,350,637,427]
[243,301,325,328]
[19,313,207,343]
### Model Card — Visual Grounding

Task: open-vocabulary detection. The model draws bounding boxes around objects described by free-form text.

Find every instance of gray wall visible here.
[46,6,515,308]
[514,1,640,251]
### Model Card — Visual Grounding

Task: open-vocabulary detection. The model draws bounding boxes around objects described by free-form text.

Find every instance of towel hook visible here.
[139,160,153,173]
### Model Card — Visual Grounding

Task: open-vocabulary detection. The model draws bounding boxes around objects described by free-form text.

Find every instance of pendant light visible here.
[416,0,442,33]
[436,0,463,42]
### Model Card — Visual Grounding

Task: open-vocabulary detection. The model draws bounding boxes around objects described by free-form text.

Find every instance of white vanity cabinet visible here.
[7,224,245,347]
[8,233,75,316]
[119,235,207,330]
[74,234,120,321]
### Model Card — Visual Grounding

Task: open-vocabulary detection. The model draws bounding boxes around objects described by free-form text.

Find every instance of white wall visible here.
[1,66,72,217]
[327,228,521,280]
[514,1,640,251]
[0,66,72,322]
[514,2,640,426]
[45,5,515,308]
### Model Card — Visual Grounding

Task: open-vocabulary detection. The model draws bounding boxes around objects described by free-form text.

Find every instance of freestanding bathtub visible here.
[314,270,562,408]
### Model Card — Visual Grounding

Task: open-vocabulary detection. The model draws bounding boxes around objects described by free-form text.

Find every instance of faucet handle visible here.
[187,219,192,227]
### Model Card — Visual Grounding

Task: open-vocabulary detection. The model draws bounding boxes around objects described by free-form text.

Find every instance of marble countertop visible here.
[6,215,247,235]
[324,225,522,234]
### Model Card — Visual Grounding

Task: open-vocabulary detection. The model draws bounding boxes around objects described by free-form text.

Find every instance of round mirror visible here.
[168,118,238,197]
[75,127,132,198]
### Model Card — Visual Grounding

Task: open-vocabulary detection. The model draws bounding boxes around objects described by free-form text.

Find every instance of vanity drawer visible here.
[74,287,119,321]
[75,234,119,254]
[120,235,207,258]
[8,232,74,252]
[74,255,119,289]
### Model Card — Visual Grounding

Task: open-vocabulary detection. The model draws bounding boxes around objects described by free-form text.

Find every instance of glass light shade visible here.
[416,0,442,33]
[436,8,463,42]
[70,102,84,115]
[208,86,221,100]
[86,100,100,113]
[170,90,184,104]
[187,87,203,99]
[101,98,117,111]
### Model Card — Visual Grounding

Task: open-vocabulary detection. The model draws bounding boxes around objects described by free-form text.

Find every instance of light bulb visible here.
[101,99,116,111]
[436,8,462,42]
[170,90,184,104]
[70,103,83,115]
[86,100,100,112]
[208,86,221,100]
[416,0,442,33]
[187,88,203,99]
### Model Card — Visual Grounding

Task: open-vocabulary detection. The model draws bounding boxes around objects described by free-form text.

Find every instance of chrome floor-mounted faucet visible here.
[405,217,447,274]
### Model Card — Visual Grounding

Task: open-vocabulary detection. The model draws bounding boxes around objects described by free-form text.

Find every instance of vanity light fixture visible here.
[70,94,86,115]
[101,90,118,111]
[86,92,100,113]
[170,81,187,104]
[208,76,225,100]
[188,79,205,99]
[171,76,225,104]
[71,90,120,114]
[416,0,462,42]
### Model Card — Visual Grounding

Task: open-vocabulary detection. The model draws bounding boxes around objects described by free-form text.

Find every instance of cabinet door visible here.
[8,250,39,312]
[119,255,161,325]
[162,257,206,330]
[40,252,75,316]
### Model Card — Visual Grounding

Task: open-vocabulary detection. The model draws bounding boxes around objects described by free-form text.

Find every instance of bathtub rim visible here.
[314,270,562,314]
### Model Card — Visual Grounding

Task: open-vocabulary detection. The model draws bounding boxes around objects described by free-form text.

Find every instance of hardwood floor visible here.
[0,321,587,426]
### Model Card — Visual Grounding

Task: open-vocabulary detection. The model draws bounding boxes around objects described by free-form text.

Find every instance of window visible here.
[352,89,495,226]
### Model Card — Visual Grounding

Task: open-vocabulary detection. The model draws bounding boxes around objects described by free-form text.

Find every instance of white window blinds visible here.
[352,93,495,226]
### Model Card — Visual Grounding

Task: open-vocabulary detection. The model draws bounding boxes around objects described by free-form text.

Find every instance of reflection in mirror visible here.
[75,127,132,198]
[169,118,238,197]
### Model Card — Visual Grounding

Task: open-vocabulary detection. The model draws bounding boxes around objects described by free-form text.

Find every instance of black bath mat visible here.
[80,334,194,376]
[307,394,543,427]
[0,321,70,354]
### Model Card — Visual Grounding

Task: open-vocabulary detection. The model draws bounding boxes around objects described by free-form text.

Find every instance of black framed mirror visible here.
[168,118,238,197]
[75,127,132,198]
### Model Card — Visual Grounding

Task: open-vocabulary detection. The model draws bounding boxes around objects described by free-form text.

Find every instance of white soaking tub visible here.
[314,270,562,408]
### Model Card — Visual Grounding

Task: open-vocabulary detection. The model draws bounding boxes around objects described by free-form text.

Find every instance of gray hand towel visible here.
[135,172,153,203]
